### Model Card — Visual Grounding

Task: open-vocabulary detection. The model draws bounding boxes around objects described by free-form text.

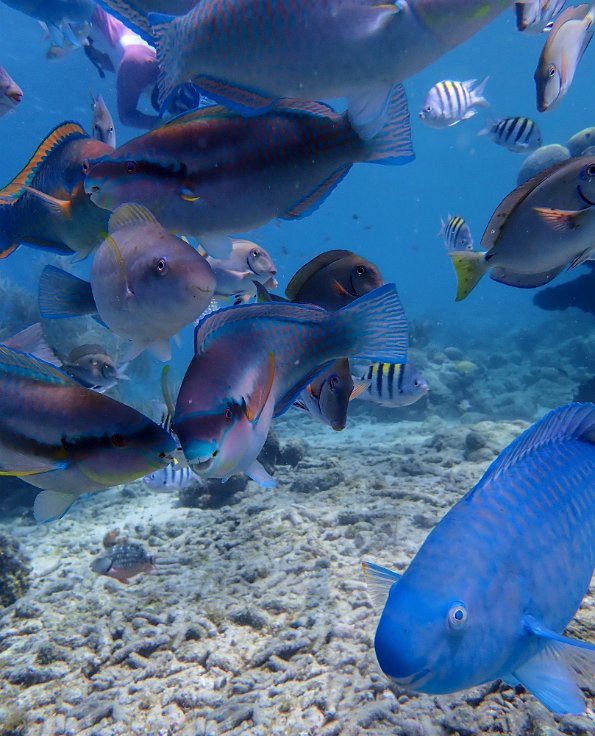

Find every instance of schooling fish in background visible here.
[515,0,566,33]
[85,88,415,259]
[285,250,385,311]
[0,345,175,523]
[450,155,595,300]
[90,541,156,584]
[364,402,595,714]
[206,239,278,301]
[418,78,489,129]
[145,0,509,140]
[0,121,112,259]
[91,94,116,148]
[439,215,474,252]
[38,204,216,361]
[479,116,543,153]
[60,344,129,392]
[354,362,429,408]
[143,463,198,491]
[39,19,91,60]
[174,284,408,486]
[534,3,594,112]
[0,66,23,117]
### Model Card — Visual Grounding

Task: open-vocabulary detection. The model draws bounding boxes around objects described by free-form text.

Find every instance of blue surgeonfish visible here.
[365,402,595,714]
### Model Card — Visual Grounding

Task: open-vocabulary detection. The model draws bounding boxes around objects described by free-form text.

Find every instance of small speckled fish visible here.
[364,402,595,714]
[355,362,428,407]
[85,90,414,259]
[144,0,510,140]
[0,121,112,259]
[534,3,595,112]
[174,284,408,486]
[0,345,176,522]
[439,215,474,252]
[90,541,155,584]
[0,66,23,117]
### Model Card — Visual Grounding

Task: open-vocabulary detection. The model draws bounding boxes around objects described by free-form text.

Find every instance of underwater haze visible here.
[0,2,594,735]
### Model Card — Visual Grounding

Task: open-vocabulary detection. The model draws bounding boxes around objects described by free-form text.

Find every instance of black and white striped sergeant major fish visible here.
[439,214,474,252]
[356,363,429,408]
[481,116,542,153]
[418,78,489,128]
[144,463,198,491]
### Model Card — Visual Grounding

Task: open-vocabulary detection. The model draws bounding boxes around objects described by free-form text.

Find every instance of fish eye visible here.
[548,64,556,79]
[82,160,91,174]
[329,375,340,391]
[155,257,169,275]
[425,105,431,113]
[355,265,366,276]
[126,161,136,174]
[585,164,595,178]
[447,602,468,630]
[111,433,127,447]
[251,249,260,258]
[224,407,233,422]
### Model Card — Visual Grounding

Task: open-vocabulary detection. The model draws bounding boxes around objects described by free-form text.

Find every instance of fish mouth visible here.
[190,456,214,474]
[393,667,432,690]
[577,185,595,206]
[7,88,22,104]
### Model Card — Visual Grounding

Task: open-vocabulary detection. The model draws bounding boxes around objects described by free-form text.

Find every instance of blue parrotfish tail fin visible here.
[98,1,154,42]
[476,403,595,489]
[332,283,408,364]
[510,617,595,714]
[448,251,489,301]
[362,84,415,165]
[38,265,97,319]
[2,323,61,366]
[34,490,77,523]
[245,459,276,488]
[0,122,87,201]
[281,165,352,220]
[361,560,402,610]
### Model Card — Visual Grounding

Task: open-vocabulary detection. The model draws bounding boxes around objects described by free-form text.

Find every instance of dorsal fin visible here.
[0,122,87,202]
[108,203,159,233]
[0,345,76,386]
[65,344,107,362]
[285,250,354,300]
[273,98,340,119]
[475,403,595,489]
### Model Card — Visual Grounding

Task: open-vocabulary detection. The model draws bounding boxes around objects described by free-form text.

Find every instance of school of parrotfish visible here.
[0,0,593,717]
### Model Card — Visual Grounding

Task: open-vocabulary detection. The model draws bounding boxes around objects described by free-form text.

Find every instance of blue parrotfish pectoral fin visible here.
[38,265,97,319]
[33,490,77,523]
[243,352,275,424]
[362,83,415,164]
[281,165,352,220]
[448,251,490,301]
[361,560,402,610]
[245,459,276,488]
[509,618,595,714]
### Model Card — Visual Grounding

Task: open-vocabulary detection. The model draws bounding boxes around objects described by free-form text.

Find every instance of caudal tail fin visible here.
[149,12,185,111]
[332,283,409,364]
[363,84,415,166]
[449,251,489,301]
[38,265,96,319]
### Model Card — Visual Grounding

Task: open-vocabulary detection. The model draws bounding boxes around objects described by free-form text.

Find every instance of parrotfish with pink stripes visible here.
[365,402,595,714]
[174,284,408,486]
[85,88,414,258]
[143,0,511,140]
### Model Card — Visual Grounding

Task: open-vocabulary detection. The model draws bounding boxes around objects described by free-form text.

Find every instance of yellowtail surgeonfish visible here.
[174,284,408,486]
[0,346,176,523]
[450,155,595,300]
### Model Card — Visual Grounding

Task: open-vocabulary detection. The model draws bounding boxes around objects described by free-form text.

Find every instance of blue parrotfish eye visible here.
[447,601,468,630]
[155,257,169,276]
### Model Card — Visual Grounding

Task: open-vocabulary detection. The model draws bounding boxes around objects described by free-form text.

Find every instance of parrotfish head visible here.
[576,159,595,206]
[535,62,561,113]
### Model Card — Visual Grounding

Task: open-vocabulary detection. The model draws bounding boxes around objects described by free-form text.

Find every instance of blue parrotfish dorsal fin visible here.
[361,560,403,610]
[0,345,76,387]
[510,617,595,714]
[0,122,87,201]
[38,265,97,320]
[473,403,595,488]
[108,203,159,233]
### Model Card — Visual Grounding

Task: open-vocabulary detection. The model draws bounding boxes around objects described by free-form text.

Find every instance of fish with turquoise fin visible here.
[0,346,176,523]
[364,403,595,714]
[143,0,510,140]
[85,89,414,259]
[0,121,112,260]
[174,284,408,486]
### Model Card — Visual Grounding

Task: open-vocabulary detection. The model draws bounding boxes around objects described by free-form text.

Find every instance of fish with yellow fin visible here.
[450,155,595,300]
[0,121,112,260]
[0,345,175,523]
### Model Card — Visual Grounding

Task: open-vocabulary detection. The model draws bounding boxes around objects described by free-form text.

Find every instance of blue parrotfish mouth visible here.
[577,186,595,206]
[392,667,432,690]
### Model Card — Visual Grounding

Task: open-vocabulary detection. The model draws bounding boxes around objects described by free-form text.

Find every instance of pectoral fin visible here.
[33,490,76,523]
[245,459,276,488]
[243,352,275,423]
[361,560,402,610]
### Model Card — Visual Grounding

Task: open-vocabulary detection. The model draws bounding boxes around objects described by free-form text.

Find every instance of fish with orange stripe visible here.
[85,88,414,259]
[0,121,112,260]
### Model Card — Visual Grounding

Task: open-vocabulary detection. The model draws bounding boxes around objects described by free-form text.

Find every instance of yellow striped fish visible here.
[419,78,489,128]
[357,363,429,408]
